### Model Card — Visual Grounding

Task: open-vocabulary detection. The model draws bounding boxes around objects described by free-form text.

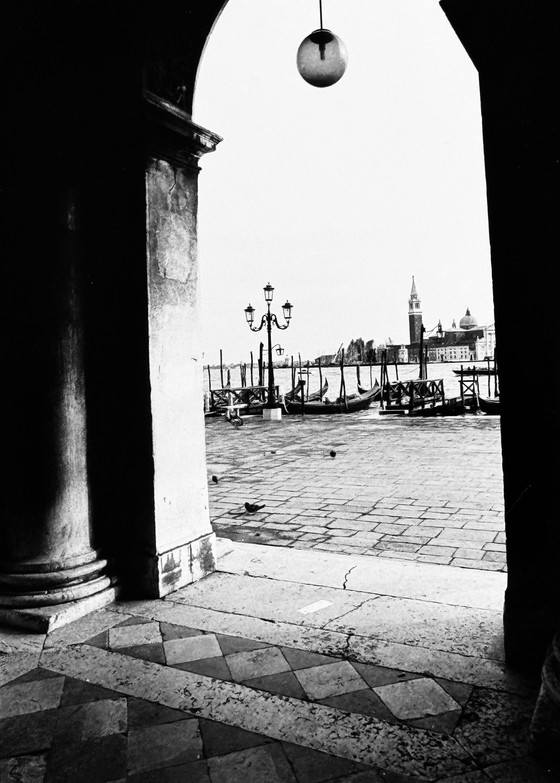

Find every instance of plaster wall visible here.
[145,159,214,589]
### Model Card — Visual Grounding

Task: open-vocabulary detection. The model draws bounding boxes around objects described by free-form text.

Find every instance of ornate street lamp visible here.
[297,0,348,88]
[245,283,293,418]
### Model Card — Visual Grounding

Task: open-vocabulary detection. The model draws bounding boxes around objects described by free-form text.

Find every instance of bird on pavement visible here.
[211,475,219,484]
[245,502,266,513]
[330,450,336,458]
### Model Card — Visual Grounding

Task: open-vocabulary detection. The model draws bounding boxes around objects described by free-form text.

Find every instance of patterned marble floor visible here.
[0,541,556,782]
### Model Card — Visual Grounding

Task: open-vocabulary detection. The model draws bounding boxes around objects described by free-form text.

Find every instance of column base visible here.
[0,585,118,633]
[136,532,216,598]
[262,407,282,421]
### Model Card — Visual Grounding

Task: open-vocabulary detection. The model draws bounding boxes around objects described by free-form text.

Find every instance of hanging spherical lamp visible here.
[296,1,347,88]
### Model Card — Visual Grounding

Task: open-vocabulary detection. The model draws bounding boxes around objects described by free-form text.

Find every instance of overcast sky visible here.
[194,0,493,365]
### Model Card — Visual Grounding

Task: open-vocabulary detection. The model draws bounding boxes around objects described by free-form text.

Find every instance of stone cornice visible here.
[143,91,222,169]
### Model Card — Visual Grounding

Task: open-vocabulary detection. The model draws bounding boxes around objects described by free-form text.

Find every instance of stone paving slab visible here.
[205,411,505,570]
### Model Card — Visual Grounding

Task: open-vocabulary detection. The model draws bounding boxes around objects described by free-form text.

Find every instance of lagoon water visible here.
[204,360,499,403]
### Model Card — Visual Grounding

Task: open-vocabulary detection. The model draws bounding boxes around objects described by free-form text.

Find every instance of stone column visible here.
[0,184,116,632]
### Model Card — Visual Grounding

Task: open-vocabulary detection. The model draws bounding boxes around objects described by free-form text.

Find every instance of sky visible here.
[193,0,494,365]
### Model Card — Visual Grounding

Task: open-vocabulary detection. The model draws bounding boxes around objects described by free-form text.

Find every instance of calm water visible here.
[203,361,499,402]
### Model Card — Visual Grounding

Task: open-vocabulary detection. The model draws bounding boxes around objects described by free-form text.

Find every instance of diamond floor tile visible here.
[294,661,366,700]
[164,634,222,664]
[373,677,461,720]
[225,647,291,681]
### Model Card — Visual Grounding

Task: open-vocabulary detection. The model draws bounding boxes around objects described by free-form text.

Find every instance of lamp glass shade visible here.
[244,304,255,324]
[282,301,293,321]
[297,29,347,88]
[263,283,274,303]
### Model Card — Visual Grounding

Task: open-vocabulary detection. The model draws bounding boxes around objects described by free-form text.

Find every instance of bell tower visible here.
[408,276,423,344]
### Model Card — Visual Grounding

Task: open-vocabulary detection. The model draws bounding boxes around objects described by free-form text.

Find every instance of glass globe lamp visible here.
[297,29,348,88]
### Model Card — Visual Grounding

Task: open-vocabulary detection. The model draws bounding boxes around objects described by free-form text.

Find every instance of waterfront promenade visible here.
[205,410,506,572]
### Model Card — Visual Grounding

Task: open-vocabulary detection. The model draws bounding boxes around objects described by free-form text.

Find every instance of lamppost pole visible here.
[245,284,293,420]
[266,299,274,408]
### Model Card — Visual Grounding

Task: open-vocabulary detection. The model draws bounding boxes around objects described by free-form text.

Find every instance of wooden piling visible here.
[219,350,224,388]
[339,349,348,410]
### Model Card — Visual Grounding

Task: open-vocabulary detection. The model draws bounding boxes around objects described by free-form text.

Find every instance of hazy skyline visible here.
[194,0,494,364]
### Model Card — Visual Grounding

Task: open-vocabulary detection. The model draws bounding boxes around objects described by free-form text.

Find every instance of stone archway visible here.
[1,1,560,680]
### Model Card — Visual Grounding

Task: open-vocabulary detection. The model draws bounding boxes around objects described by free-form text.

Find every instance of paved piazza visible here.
[205,411,505,571]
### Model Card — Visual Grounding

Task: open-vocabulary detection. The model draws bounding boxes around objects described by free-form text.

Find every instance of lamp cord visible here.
[319,0,323,29]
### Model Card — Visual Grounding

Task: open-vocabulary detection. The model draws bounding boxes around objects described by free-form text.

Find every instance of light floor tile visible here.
[373,678,460,720]
[226,647,290,682]
[164,634,222,665]
[0,676,65,718]
[295,661,366,700]
[108,621,162,649]
[0,652,40,687]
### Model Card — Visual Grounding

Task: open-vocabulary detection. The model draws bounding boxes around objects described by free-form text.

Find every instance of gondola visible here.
[478,395,500,415]
[284,378,328,403]
[356,378,381,400]
[283,386,378,415]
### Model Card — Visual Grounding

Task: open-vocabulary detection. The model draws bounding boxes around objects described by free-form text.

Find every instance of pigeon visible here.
[330,450,337,458]
[245,502,266,513]
[211,475,219,484]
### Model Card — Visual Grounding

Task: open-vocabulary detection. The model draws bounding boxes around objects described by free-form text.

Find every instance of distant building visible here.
[406,278,495,362]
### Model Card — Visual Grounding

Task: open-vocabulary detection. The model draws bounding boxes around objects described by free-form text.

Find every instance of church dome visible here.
[459,308,478,330]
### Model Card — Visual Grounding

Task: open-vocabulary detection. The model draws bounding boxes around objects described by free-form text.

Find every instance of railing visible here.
[383,379,445,412]
[210,385,278,414]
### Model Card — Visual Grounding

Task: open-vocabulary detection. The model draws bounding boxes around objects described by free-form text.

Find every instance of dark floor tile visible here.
[199,717,271,757]
[116,643,165,664]
[0,710,58,757]
[172,656,232,681]
[45,734,127,782]
[207,743,297,783]
[127,759,211,783]
[281,741,373,783]
[407,709,463,735]
[281,647,339,671]
[0,754,48,783]
[127,720,203,775]
[318,688,398,723]
[83,630,109,649]
[242,670,307,699]
[60,677,123,707]
[435,677,473,707]
[53,698,127,743]
[215,633,269,656]
[160,622,204,641]
[9,668,62,685]
[352,662,418,689]
[127,696,193,729]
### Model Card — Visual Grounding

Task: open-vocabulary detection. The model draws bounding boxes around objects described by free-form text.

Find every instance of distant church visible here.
[405,278,495,363]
